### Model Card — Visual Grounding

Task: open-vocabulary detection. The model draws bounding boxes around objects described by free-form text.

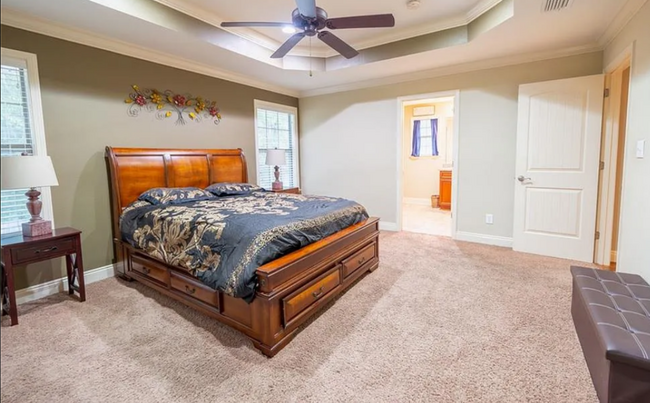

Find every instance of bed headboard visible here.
[105,146,248,239]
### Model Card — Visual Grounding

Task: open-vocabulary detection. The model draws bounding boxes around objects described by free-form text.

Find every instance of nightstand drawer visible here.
[11,238,75,264]
[272,187,301,194]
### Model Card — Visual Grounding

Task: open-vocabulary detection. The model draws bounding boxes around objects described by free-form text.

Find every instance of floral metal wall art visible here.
[125,85,222,125]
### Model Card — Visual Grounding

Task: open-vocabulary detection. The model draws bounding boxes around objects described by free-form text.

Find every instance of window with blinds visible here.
[1,49,47,236]
[254,102,299,190]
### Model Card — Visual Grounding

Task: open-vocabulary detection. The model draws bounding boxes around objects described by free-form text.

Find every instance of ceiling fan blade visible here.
[295,0,317,19]
[326,14,395,30]
[317,31,359,59]
[271,32,306,58]
[221,22,291,28]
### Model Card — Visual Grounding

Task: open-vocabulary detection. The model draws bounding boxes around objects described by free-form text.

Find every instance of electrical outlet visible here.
[485,214,494,225]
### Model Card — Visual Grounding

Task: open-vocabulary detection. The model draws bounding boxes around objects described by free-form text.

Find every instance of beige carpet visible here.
[1,232,598,403]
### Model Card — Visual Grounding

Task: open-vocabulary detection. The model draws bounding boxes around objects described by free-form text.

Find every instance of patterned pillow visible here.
[205,182,264,197]
[138,187,214,205]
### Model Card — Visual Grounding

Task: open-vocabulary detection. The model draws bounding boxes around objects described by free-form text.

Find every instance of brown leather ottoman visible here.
[571,266,650,403]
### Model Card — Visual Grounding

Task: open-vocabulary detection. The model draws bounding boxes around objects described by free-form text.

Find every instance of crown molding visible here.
[597,0,647,47]
[467,0,503,22]
[0,8,299,97]
[299,43,602,98]
[154,0,503,59]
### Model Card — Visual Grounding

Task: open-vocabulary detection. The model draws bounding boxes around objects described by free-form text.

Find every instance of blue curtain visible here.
[411,120,421,157]
[431,119,439,156]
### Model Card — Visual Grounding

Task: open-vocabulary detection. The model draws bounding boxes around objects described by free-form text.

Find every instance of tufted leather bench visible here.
[571,266,650,403]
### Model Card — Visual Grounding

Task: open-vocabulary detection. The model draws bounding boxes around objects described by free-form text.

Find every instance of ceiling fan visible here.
[221,0,395,59]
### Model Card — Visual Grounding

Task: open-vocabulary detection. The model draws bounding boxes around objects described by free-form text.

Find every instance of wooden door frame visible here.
[396,90,461,237]
[594,45,633,266]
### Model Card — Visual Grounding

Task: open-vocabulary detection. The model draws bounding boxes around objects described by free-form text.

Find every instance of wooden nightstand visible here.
[1,227,85,326]
[271,187,301,194]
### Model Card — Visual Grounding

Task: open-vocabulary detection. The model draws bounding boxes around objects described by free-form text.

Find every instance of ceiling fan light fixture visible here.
[223,0,395,59]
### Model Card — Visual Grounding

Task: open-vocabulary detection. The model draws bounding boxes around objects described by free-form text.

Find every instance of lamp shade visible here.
[1,155,59,190]
[265,149,286,166]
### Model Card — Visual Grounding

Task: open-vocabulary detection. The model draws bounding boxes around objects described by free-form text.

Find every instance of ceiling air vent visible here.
[542,0,573,12]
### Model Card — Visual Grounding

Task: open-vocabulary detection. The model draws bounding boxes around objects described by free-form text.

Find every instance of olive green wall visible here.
[1,25,298,290]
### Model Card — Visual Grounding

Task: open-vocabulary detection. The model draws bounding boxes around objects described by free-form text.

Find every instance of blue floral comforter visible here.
[120,191,368,301]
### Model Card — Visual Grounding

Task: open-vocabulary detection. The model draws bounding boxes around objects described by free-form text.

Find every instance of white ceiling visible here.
[0,0,645,97]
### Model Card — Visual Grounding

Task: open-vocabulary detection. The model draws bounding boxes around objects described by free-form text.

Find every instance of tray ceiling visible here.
[0,0,641,96]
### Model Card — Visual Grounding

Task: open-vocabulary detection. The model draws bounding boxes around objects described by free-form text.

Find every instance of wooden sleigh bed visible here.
[105,147,379,357]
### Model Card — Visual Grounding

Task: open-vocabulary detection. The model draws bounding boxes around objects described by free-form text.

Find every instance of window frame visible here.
[253,99,300,189]
[410,115,439,159]
[1,47,54,236]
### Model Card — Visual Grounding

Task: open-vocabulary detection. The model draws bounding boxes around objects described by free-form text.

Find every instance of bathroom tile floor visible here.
[402,203,452,237]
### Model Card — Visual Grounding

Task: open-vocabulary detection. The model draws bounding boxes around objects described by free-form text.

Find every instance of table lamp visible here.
[265,149,286,191]
[1,155,59,237]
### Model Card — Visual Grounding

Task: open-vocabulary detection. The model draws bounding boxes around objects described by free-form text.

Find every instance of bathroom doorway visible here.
[398,92,459,237]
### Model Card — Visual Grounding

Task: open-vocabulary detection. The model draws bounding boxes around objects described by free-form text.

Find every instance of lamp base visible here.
[272,181,283,191]
[22,220,53,237]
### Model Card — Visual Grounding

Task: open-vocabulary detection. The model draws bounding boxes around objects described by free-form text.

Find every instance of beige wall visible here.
[603,2,650,279]
[1,26,298,290]
[403,101,454,200]
[300,52,603,237]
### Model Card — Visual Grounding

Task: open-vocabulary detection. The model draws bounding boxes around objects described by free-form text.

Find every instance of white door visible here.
[513,75,604,262]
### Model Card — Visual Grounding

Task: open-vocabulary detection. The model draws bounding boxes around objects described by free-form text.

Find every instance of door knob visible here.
[517,175,531,183]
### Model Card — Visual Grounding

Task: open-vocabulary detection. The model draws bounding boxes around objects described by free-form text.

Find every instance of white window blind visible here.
[254,102,299,190]
[1,49,50,236]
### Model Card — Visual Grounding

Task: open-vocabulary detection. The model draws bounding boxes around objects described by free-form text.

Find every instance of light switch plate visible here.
[636,140,646,158]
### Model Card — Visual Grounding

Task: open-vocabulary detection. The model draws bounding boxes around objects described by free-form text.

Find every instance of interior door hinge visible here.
[604,88,610,98]
[595,231,600,240]
[600,161,605,170]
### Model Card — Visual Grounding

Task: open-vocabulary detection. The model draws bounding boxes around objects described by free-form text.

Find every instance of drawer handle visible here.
[35,246,58,254]
[312,286,324,299]
[185,285,196,295]
[357,256,366,265]
[142,267,151,274]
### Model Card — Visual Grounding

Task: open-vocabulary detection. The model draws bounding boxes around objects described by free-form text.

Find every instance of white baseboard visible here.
[455,231,513,248]
[379,221,399,232]
[403,198,431,206]
[15,264,115,305]
[611,251,617,262]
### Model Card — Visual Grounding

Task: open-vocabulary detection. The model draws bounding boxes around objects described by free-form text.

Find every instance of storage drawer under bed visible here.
[341,242,376,279]
[170,272,219,308]
[282,265,341,326]
[130,254,170,285]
